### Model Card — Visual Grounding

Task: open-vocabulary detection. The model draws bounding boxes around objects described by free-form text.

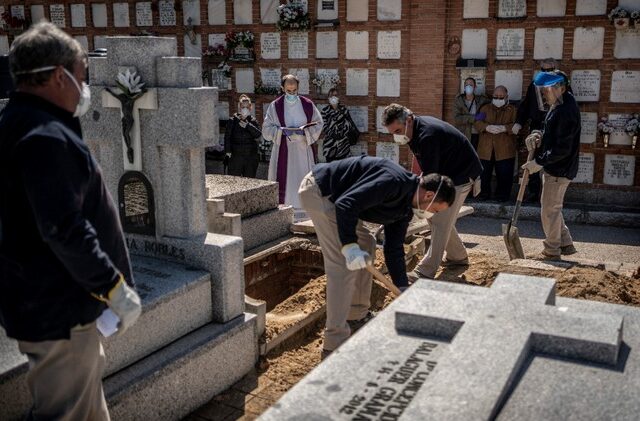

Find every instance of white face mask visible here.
[14,65,91,117]
[393,119,411,145]
[464,85,474,95]
[329,96,339,105]
[285,93,298,104]
[240,108,250,118]
[492,98,506,108]
[412,176,442,219]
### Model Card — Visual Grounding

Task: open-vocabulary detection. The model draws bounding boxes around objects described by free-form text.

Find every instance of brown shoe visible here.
[539,250,561,260]
[561,245,577,255]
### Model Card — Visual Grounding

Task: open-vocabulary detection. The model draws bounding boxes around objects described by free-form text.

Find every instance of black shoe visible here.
[347,311,376,333]
[561,245,577,255]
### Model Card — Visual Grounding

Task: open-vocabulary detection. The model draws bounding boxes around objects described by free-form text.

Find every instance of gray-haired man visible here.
[0,22,141,420]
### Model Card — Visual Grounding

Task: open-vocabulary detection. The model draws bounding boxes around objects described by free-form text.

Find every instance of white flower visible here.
[116,69,145,95]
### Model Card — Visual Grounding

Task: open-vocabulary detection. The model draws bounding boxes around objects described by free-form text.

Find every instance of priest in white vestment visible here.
[262,74,323,213]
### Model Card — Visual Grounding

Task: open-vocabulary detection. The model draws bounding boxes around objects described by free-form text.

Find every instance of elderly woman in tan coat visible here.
[454,77,490,150]
[474,85,517,202]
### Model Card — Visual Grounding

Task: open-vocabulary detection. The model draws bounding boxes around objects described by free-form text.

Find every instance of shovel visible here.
[366,265,402,297]
[502,150,535,260]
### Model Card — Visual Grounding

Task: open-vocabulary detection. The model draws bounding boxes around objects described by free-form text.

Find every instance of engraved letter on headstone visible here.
[571,70,601,102]
[603,155,635,187]
[159,0,177,26]
[498,0,526,18]
[49,4,66,27]
[136,2,153,27]
[377,31,401,60]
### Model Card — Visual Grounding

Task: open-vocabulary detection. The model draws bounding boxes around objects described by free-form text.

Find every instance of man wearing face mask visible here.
[474,85,517,202]
[454,77,490,150]
[320,88,360,162]
[298,156,455,358]
[382,104,483,282]
[263,74,323,214]
[0,22,141,420]
[514,58,559,203]
[521,70,580,259]
[224,94,262,178]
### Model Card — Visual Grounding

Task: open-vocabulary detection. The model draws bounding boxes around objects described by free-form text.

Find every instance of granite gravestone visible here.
[182,0,201,25]
[607,113,633,146]
[377,0,401,21]
[261,0,279,24]
[260,68,282,89]
[318,0,338,20]
[260,274,637,421]
[603,155,635,186]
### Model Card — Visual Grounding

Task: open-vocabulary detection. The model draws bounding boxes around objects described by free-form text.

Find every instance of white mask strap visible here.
[13,65,57,75]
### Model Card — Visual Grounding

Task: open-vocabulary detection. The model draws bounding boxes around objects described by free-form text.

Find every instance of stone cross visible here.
[396,274,624,420]
[102,67,158,172]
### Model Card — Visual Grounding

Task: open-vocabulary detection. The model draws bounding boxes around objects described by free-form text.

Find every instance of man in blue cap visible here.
[521,70,580,259]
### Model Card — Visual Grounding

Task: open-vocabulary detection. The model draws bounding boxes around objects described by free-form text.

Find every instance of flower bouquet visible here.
[608,7,630,29]
[203,43,228,59]
[311,73,340,97]
[276,4,311,32]
[631,11,640,29]
[625,113,639,149]
[597,116,615,148]
[226,30,255,61]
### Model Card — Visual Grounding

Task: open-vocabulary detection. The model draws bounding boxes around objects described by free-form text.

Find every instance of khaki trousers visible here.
[541,172,574,256]
[298,173,374,351]
[416,181,473,278]
[18,322,110,421]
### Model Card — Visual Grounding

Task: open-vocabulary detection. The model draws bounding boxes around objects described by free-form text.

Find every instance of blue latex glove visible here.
[475,112,486,121]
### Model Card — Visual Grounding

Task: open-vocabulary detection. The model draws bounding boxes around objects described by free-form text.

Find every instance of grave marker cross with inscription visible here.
[397,274,623,420]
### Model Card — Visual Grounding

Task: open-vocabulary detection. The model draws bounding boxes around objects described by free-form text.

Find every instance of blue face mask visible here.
[285,93,298,103]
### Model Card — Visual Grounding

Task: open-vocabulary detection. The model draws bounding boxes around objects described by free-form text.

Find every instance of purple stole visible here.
[274,95,314,204]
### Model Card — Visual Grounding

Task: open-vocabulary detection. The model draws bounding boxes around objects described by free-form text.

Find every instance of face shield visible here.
[533,71,566,112]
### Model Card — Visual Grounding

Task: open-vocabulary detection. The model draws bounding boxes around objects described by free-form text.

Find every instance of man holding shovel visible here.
[521,70,580,259]
[298,156,455,359]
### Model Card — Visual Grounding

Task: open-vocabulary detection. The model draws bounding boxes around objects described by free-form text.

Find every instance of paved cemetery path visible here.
[457,216,640,267]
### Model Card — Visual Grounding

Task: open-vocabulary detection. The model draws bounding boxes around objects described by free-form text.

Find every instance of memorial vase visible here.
[614,18,630,29]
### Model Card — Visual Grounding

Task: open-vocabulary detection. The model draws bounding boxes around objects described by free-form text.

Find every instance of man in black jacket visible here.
[383,104,483,280]
[298,156,455,358]
[522,70,580,259]
[224,94,262,178]
[0,22,141,420]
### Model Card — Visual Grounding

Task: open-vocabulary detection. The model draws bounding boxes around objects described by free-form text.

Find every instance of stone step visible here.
[105,314,257,421]
[242,206,294,251]
[0,255,213,420]
[206,175,279,218]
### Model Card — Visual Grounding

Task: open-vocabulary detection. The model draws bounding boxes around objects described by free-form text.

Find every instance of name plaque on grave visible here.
[70,4,86,28]
[347,0,368,21]
[316,32,338,59]
[603,155,635,186]
[377,31,401,59]
[614,28,640,59]
[571,70,601,102]
[209,0,226,25]
[234,0,253,24]
[261,33,281,60]
[118,171,156,236]
[575,0,607,16]
[377,0,401,21]
[377,69,400,97]
[346,68,369,96]
[50,4,66,27]
[496,28,525,60]
[288,33,308,59]
[574,153,595,184]
[159,0,177,26]
[608,113,633,146]
[376,142,399,164]
[580,112,597,144]
[346,31,369,60]
[376,106,386,133]
[92,4,108,27]
[136,2,153,26]
[534,28,564,60]
[498,0,526,18]
[260,68,281,89]
[463,0,489,18]
[610,71,640,103]
[10,5,24,20]
[113,3,130,28]
[182,0,201,25]
[461,29,488,59]
[572,27,605,60]
[537,0,566,16]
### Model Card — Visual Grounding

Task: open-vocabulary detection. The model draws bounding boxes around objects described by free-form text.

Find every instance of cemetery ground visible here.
[185,216,640,421]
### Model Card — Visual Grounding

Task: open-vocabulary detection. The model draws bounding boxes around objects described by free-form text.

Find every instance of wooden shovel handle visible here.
[366,265,402,297]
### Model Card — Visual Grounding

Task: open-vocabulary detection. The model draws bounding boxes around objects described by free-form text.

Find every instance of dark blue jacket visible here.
[313,156,417,287]
[409,116,483,186]
[534,91,581,180]
[0,92,133,341]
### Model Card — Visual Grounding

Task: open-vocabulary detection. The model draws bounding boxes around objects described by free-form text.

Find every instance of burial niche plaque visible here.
[118,171,156,236]
[498,0,526,18]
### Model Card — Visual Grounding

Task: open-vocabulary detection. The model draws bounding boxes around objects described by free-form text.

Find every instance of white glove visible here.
[341,243,371,271]
[226,153,232,158]
[106,276,142,334]
[495,125,507,133]
[239,120,248,128]
[525,130,542,152]
[522,159,543,174]
[512,123,522,135]
[485,125,500,134]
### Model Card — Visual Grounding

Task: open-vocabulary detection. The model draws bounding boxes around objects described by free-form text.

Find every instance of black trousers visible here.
[480,154,515,201]
[228,154,258,178]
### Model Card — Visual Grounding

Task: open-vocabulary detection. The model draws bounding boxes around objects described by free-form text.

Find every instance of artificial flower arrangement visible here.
[311,73,341,96]
[608,6,631,29]
[225,30,255,61]
[276,3,311,32]
[625,113,639,149]
[597,115,615,147]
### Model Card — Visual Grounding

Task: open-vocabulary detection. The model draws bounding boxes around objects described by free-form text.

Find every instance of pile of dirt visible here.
[264,275,326,342]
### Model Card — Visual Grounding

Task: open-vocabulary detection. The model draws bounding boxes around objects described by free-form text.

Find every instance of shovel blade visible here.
[502,222,525,260]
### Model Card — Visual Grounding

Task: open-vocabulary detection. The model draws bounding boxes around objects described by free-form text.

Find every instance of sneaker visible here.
[347,311,377,333]
[441,258,469,267]
[320,349,333,361]
[561,245,577,255]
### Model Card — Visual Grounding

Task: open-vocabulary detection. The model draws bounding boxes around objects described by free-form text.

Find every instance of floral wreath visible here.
[276,4,311,32]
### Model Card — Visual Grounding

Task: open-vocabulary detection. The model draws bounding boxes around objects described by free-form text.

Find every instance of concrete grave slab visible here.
[206,175,280,217]
[260,274,636,420]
